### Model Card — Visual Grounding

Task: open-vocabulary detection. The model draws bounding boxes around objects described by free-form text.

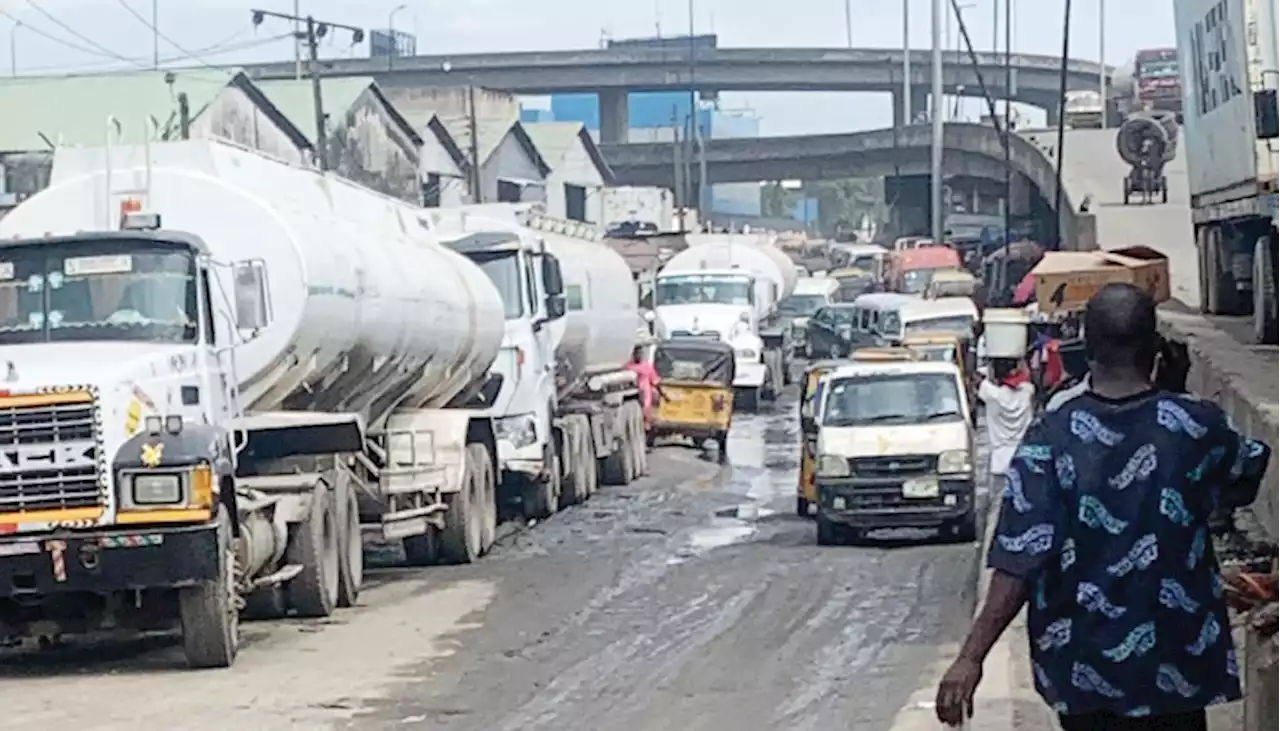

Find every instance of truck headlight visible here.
[132,473,183,505]
[816,454,851,477]
[938,449,972,475]
[496,414,538,449]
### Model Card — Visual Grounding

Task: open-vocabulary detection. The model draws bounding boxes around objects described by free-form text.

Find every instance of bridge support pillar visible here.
[892,88,931,126]
[599,90,630,145]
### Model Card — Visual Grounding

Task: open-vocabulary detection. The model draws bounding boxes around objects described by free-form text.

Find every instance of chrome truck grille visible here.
[0,393,103,515]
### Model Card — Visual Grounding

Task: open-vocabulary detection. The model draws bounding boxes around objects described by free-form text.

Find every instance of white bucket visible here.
[982,308,1030,358]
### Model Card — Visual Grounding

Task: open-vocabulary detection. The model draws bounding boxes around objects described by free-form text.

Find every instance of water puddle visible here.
[668,516,756,565]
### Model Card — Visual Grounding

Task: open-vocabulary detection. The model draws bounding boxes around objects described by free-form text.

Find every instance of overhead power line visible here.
[25,0,136,65]
[2,31,292,80]
[0,7,136,63]
[113,0,233,71]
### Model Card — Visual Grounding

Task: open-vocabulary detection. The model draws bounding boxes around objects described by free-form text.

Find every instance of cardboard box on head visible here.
[1030,246,1170,314]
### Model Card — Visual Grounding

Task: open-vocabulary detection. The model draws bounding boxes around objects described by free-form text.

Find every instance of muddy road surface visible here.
[0,389,985,731]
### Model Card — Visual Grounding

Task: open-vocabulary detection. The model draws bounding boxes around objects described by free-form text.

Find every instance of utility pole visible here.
[930,0,945,246]
[1098,0,1107,127]
[251,9,364,172]
[844,0,853,48]
[293,0,302,80]
[152,0,159,69]
[467,85,481,203]
[902,0,911,123]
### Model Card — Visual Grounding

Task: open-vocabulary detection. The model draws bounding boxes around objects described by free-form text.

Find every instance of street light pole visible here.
[8,21,19,77]
[388,4,406,70]
[902,0,911,123]
[1098,0,1107,126]
[844,0,853,48]
[931,0,945,245]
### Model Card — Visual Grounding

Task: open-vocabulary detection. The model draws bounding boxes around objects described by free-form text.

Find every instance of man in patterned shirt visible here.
[935,283,1271,731]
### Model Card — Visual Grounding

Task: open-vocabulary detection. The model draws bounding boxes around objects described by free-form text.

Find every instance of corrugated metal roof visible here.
[442,116,514,164]
[0,68,244,152]
[253,77,376,144]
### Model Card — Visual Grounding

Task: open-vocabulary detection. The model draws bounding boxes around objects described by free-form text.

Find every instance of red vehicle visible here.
[1117,48,1184,121]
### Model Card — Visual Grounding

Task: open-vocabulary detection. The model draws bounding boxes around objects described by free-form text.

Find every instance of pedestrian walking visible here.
[976,356,1036,488]
[623,345,660,429]
[936,283,1272,730]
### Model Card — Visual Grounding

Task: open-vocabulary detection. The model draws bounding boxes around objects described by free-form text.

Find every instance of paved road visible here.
[0,389,984,731]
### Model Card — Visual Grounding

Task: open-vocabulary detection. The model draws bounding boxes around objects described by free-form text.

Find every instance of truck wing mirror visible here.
[541,254,565,296]
[233,260,270,333]
[546,294,567,320]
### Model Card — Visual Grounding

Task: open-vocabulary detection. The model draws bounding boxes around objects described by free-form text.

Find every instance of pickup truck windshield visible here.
[821,372,962,427]
[656,274,752,306]
[0,239,198,345]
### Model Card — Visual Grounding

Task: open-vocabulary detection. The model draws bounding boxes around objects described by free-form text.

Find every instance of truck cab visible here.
[810,360,976,545]
[652,267,774,406]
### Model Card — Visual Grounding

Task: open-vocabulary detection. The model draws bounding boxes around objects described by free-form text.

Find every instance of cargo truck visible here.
[1176,0,1279,343]
[0,136,520,668]
[651,234,796,410]
[429,205,650,520]
[1114,47,1185,120]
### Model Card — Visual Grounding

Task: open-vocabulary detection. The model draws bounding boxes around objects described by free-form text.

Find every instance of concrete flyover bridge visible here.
[239,47,1111,141]
[600,122,1093,249]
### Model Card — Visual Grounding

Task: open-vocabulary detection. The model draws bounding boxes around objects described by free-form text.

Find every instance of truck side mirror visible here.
[546,294,567,320]
[233,260,270,332]
[541,254,564,296]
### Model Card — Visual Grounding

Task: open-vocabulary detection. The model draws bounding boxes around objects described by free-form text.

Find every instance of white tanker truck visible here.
[427,205,649,520]
[0,137,520,669]
[651,234,797,409]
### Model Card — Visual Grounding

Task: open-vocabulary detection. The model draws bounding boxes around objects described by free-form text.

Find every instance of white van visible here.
[810,360,976,545]
[849,292,915,347]
[880,297,979,344]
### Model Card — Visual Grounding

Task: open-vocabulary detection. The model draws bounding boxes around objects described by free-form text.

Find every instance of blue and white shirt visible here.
[987,389,1270,717]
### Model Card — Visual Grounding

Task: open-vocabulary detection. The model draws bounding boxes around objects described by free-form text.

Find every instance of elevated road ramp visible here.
[1019,127,1199,307]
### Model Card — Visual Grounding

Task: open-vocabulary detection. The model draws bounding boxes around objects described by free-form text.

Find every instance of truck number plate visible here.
[0,541,40,556]
[902,478,940,499]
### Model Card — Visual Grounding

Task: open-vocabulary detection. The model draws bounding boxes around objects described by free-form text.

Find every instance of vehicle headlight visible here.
[938,449,972,474]
[496,414,538,449]
[816,454,851,477]
[132,473,183,505]
[736,348,759,361]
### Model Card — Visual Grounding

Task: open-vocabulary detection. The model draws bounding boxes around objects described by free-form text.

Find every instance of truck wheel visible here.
[402,531,438,566]
[286,486,340,618]
[440,452,486,563]
[816,513,840,547]
[179,506,239,668]
[522,443,560,520]
[630,404,649,478]
[581,427,600,498]
[242,585,288,620]
[1254,237,1278,345]
[600,409,635,486]
[336,482,363,608]
[796,496,810,517]
[465,442,498,552]
[559,417,590,508]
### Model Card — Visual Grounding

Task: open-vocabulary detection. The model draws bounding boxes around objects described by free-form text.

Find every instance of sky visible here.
[0,0,1182,134]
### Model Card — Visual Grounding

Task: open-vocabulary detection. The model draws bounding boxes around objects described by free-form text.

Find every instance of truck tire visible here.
[286,485,340,618]
[522,442,560,520]
[600,407,636,486]
[581,426,599,498]
[559,417,590,508]
[816,512,840,547]
[179,506,239,668]
[402,531,438,566]
[469,443,498,552]
[336,481,363,608]
[242,585,288,620]
[440,449,487,563]
[1205,227,1242,314]
[1253,237,1278,345]
[631,403,649,477]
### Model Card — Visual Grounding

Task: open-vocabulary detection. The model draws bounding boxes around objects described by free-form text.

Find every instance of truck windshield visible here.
[471,251,524,320]
[1138,60,1178,78]
[656,274,753,306]
[0,239,198,345]
[822,373,962,427]
[778,294,825,316]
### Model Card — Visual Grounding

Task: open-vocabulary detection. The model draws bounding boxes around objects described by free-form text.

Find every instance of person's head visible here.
[1083,283,1158,378]
[631,345,645,363]
[990,357,1019,382]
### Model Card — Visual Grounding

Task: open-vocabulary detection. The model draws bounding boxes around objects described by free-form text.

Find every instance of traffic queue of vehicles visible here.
[0,135,652,668]
[784,237,987,546]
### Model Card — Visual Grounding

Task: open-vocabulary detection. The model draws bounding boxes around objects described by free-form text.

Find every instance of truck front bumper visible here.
[816,475,975,529]
[0,522,220,598]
